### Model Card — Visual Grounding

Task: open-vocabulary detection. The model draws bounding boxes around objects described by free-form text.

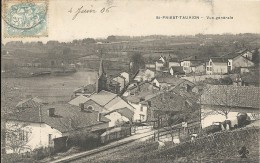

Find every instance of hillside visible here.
[84,127,259,163]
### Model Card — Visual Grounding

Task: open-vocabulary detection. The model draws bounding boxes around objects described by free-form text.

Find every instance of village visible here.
[1,42,260,162]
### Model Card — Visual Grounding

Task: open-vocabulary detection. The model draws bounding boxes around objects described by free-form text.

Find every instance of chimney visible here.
[97,113,102,122]
[79,103,84,111]
[48,108,55,117]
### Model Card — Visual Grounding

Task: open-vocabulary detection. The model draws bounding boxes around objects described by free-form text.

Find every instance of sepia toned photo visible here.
[1,0,260,162]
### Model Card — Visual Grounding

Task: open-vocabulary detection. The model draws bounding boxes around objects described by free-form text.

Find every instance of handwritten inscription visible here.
[68,5,117,20]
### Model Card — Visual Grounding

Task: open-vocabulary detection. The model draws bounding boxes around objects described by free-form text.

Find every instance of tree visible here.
[128,52,145,75]
[4,121,32,153]
[201,85,243,120]
[252,48,259,65]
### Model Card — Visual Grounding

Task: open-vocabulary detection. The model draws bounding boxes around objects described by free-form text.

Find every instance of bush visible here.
[68,133,101,150]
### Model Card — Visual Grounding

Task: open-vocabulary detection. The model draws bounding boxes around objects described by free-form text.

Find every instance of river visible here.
[2,71,98,103]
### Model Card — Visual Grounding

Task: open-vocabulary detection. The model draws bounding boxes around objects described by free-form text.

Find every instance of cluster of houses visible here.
[145,49,257,77]
[2,49,259,154]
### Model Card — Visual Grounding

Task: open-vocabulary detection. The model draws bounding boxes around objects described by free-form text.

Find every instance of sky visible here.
[2,0,260,43]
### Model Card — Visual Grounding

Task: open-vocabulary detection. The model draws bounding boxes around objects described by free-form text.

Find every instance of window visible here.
[18,130,29,142]
[87,106,93,110]
[140,106,143,112]
[48,134,52,145]
[209,61,212,66]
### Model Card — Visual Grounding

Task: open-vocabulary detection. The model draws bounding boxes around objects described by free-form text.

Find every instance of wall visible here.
[201,105,259,128]
[120,72,129,85]
[105,112,129,127]
[233,56,254,69]
[83,99,105,112]
[5,121,62,154]
[168,62,180,68]
[212,62,227,74]
[113,76,125,91]
[155,62,164,71]
[128,102,148,122]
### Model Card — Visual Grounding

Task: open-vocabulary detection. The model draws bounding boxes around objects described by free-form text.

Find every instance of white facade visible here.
[155,61,164,71]
[201,106,259,128]
[201,108,239,128]
[128,101,148,122]
[5,121,62,154]
[120,72,129,85]
[206,59,227,75]
[105,112,129,127]
[242,51,253,60]
[168,62,180,68]
[180,61,191,73]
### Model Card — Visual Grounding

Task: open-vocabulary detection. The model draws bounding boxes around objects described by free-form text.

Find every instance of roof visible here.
[16,97,44,108]
[155,77,187,86]
[74,84,96,94]
[201,85,260,109]
[101,127,130,136]
[104,107,134,120]
[149,92,186,112]
[170,66,185,74]
[104,96,135,112]
[69,95,89,106]
[69,91,117,107]
[210,57,228,63]
[90,91,118,106]
[168,58,179,62]
[7,103,110,133]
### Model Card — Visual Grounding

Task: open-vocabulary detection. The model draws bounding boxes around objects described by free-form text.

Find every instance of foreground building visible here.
[4,103,109,154]
[200,85,260,128]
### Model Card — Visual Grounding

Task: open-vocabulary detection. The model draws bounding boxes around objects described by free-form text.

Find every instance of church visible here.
[73,58,127,96]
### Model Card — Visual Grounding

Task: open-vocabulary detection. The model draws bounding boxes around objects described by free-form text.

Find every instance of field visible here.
[1,71,97,107]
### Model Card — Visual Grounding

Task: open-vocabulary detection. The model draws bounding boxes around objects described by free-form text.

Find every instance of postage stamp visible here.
[2,0,48,38]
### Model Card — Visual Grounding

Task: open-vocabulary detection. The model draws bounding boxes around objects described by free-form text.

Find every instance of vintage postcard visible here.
[1,0,260,163]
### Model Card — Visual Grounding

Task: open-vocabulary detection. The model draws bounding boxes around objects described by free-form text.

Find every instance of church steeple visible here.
[96,53,107,93]
[98,59,105,77]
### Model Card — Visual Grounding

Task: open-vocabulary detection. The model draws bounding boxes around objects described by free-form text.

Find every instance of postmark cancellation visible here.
[2,0,48,38]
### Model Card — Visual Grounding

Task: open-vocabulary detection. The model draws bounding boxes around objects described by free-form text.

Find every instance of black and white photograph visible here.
[1,0,260,162]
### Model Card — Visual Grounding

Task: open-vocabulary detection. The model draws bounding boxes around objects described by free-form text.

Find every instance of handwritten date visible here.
[69,6,116,20]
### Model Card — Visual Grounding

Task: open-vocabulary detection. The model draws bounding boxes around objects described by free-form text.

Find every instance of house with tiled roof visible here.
[4,103,109,154]
[206,57,228,75]
[169,66,185,76]
[133,69,155,82]
[226,51,255,72]
[200,85,260,128]
[16,97,44,109]
[180,56,204,74]
[152,77,195,91]
[69,90,135,127]
[104,107,134,127]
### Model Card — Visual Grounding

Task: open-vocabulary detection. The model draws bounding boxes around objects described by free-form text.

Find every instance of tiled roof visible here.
[74,84,96,94]
[211,57,228,63]
[90,91,118,106]
[155,77,186,86]
[168,58,179,62]
[170,66,185,73]
[104,96,135,112]
[69,95,89,106]
[201,85,260,109]
[105,107,134,120]
[16,97,44,108]
[69,91,117,107]
[149,92,186,112]
[7,103,110,133]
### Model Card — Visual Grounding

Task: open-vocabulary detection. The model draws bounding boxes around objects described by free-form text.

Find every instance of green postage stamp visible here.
[2,0,48,38]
